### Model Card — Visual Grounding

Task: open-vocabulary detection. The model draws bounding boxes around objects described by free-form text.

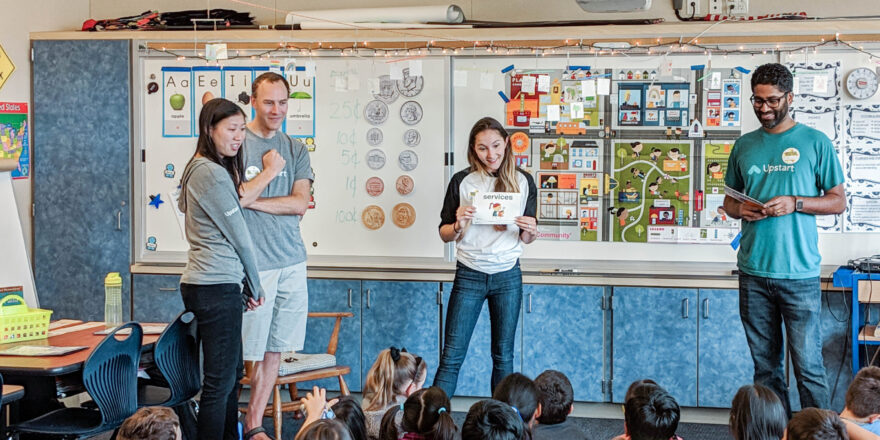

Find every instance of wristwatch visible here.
[795,198,804,212]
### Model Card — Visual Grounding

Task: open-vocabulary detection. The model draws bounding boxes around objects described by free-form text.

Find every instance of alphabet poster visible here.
[286,67,316,138]
[162,67,193,137]
[192,66,222,127]
[223,67,252,117]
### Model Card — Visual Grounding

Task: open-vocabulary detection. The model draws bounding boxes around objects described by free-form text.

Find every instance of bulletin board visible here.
[452,53,880,266]
[134,56,449,264]
[132,49,880,268]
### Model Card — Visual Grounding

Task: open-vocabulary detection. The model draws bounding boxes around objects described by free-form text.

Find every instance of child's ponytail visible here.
[363,348,398,411]
[378,402,403,440]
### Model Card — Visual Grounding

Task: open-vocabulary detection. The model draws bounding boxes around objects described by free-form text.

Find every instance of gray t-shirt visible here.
[241,128,314,270]
[178,157,263,299]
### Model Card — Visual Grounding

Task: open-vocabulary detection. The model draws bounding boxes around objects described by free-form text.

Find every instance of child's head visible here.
[784,408,848,440]
[534,370,573,425]
[332,395,367,440]
[363,346,427,411]
[624,383,680,440]
[117,406,181,440]
[624,379,658,402]
[295,419,354,440]
[729,384,786,440]
[845,366,880,419]
[379,386,458,440]
[462,399,526,440]
[492,373,541,426]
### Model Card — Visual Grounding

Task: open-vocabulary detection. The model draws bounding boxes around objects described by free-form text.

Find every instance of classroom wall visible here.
[0,0,89,259]
[87,0,880,24]
[10,0,880,260]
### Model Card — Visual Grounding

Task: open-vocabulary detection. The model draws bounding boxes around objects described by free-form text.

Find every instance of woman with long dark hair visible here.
[178,98,279,439]
[433,117,538,397]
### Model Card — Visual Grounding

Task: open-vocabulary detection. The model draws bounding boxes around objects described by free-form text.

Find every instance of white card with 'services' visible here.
[472,192,522,225]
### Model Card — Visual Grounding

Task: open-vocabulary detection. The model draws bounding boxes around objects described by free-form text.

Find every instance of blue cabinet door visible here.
[33,40,131,321]
[523,285,606,403]
[440,282,523,398]
[297,279,362,393]
[361,281,441,389]
[697,289,754,408]
[612,287,698,407]
[132,275,185,323]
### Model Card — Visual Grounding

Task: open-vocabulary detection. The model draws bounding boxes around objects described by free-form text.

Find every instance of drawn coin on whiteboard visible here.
[400,101,423,125]
[398,150,419,171]
[366,128,384,146]
[392,203,416,228]
[365,177,384,197]
[364,100,389,125]
[362,205,385,230]
[372,75,399,103]
[403,129,421,147]
[397,68,425,97]
[366,149,387,170]
[396,175,414,195]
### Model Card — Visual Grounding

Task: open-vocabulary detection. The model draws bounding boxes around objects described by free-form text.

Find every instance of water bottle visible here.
[104,272,123,328]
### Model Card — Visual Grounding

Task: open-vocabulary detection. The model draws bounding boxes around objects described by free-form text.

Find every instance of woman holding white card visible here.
[433,116,538,398]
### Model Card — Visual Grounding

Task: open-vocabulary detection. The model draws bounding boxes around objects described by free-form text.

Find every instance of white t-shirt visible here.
[440,168,537,274]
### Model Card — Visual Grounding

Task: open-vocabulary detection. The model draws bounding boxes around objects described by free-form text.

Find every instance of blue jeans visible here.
[738,272,829,415]
[181,283,244,440]
[433,262,522,397]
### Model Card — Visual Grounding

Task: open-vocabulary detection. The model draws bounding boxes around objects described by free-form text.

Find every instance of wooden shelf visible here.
[30,19,880,48]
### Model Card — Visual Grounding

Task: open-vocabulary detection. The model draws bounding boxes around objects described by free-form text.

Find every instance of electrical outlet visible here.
[725,0,749,16]
[687,0,701,17]
[709,0,723,14]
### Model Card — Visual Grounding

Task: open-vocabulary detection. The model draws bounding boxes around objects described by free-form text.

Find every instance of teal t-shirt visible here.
[725,123,844,279]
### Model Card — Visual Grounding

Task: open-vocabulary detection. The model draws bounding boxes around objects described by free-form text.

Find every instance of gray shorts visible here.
[242,262,308,361]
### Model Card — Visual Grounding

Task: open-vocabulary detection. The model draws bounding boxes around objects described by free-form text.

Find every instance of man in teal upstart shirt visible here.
[724,63,845,416]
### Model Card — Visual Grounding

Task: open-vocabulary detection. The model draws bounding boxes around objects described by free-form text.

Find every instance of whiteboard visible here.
[135,56,449,264]
[452,54,880,266]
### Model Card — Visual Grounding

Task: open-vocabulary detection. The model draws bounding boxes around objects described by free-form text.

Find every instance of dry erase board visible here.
[451,54,880,266]
[134,56,449,264]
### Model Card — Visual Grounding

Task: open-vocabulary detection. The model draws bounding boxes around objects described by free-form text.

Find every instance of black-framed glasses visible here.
[750,92,788,108]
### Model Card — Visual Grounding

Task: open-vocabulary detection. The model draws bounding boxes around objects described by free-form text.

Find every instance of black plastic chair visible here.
[138,311,200,408]
[11,322,143,438]
[138,312,200,440]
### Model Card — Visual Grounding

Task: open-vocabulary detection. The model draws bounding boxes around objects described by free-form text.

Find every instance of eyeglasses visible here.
[750,92,788,108]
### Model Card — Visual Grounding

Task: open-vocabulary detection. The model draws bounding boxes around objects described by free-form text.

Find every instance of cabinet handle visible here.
[347,289,352,309]
[366,289,371,309]
[528,293,532,313]
[116,211,122,230]
[703,298,710,319]
[158,287,177,292]
[681,298,689,319]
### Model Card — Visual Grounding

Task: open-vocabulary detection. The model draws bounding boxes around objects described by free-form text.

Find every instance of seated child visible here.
[379,386,458,440]
[614,380,681,440]
[492,372,541,433]
[728,384,786,440]
[362,347,427,439]
[332,395,367,440]
[532,370,588,440]
[841,366,880,436]
[296,419,353,440]
[117,406,181,440]
[785,408,848,440]
[462,399,526,440]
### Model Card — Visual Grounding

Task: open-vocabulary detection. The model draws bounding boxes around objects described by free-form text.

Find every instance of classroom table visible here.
[0,320,161,421]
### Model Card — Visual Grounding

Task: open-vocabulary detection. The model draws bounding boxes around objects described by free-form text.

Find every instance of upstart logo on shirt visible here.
[746,147,800,175]
[224,206,240,217]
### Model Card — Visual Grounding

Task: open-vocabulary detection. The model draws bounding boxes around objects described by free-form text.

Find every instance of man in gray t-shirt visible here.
[239,72,314,440]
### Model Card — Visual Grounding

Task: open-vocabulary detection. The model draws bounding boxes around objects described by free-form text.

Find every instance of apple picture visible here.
[169,93,186,111]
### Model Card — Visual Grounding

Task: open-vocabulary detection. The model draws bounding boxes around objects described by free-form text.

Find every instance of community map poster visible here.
[611,140,692,242]
[702,142,739,228]
[0,102,28,179]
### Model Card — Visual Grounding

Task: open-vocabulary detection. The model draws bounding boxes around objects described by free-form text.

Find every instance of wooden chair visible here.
[241,312,353,440]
